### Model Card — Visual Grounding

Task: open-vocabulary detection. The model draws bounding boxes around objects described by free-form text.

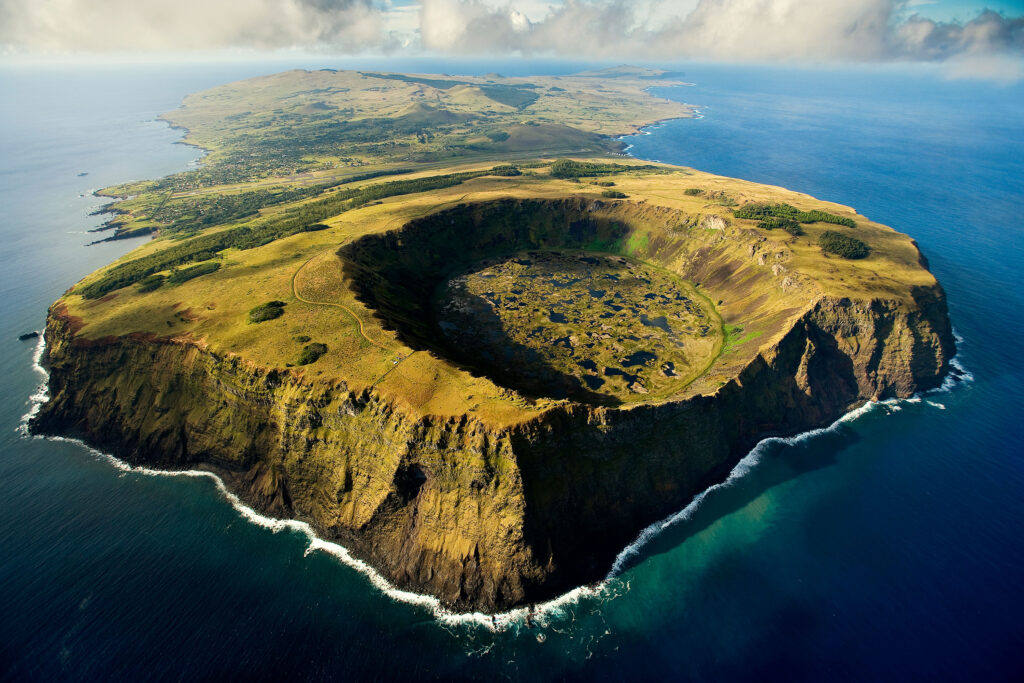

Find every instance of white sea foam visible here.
[18,330,974,631]
[18,332,49,435]
[607,397,882,578]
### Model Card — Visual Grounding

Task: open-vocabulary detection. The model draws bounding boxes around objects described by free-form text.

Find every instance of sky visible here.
[1,0,1023,80]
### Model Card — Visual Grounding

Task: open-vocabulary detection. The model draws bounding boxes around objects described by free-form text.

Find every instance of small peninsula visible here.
[31,67,954,612]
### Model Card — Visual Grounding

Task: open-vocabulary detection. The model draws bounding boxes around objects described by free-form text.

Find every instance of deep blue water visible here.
[1,62,1022,681]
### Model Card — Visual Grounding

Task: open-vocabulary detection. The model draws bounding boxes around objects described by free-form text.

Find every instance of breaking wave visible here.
[18,330,973,632]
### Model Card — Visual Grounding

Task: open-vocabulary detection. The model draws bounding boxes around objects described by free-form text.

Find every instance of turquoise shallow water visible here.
[1,62,1022,681]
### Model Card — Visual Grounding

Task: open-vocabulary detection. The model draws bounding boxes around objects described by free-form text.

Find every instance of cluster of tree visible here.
[156,186,328,236]
[734,202,856,228]
[549,159,660,179]
[78,167,511,299]
[757,216,805,236]
[137,274,165,292]
[488,164,522,176]
[338,168,414,184]
[166,261,221,285]
[296,342,328,365]
[249,300,286,323]
[683,188,703,196]
[601,190,628,198]
[819,231,870,259]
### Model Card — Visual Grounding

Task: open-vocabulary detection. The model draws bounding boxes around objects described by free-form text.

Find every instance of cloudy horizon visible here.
[1,0,1022,81]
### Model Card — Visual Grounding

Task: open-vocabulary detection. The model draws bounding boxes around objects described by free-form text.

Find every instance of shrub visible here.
[819,231,870,259]
[592,181,615,187]
[757,217,805,236]
[485,130,510,143]
[77,168,502,299]
[249,300,286,323]
[735,202,856,228]
[137,274,165,293]
[601,190,628,198]
[800,209,856,228]
[166,261,221,285]
[488,164,522,176]
[294,335,311,343]
[549,159,658,179]
[683,188,703,196]
[734,202,791,220]
[297,342,328,365]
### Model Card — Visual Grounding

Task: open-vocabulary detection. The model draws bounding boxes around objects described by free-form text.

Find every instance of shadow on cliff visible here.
[610,423,863,576]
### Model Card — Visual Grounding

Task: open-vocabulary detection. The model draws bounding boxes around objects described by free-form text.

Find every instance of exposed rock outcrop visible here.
[31,274,953,611]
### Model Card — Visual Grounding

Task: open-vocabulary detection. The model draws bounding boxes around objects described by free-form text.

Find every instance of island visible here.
[30,67,955,612]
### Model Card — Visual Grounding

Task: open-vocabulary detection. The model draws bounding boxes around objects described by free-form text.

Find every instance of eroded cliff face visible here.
[31,279,954,611]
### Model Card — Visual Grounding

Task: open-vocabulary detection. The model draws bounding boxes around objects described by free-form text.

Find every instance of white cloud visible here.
[2,0,1022,80]
[0,0,386,53]
[418,0,1024,69]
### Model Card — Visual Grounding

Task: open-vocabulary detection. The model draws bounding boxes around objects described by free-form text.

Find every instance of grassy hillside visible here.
[65,153,936,428]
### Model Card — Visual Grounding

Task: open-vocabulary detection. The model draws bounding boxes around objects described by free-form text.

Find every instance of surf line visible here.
[19,331,971,632]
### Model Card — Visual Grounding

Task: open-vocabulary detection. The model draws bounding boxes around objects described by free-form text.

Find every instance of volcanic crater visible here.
[338,198,736,405]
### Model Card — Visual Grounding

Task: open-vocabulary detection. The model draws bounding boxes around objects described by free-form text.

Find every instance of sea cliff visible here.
[32,275,953,611]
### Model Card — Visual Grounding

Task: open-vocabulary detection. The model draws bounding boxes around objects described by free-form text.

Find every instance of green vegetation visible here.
[602,190,628,198]
[352,74,541,108]
[68,69,933,421]
[137,274,165,292]
[734,202,856,228]
[156,185,328,236]
[477,84,539,109]
[297,342,328,365]
[249,301,287,323]
[80,167,513,299]
[488,164,522,176]
[338,168,414,184]
[484,130,510,142]
[550,159,660,179]
[819,230,870,259]
[437,252,720,402]
[757,216,805,236]
[166,261,221,285]
[358,72,467,90]
[722,324,764,353]
[99,68,693,195]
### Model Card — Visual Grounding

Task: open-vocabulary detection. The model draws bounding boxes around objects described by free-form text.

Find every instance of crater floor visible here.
[434,251,723,404]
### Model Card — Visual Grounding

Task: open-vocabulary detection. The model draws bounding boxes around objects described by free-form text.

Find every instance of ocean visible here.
[0,60,1022,681]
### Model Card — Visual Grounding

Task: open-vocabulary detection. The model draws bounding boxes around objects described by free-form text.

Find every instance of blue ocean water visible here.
[1,61,1022,681]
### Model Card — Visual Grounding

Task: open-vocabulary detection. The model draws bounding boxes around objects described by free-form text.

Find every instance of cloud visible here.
[0,0,386,53]
[418,0,1024,67]
[3,0,1022,80]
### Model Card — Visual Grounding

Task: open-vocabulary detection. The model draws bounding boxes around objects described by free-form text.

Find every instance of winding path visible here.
[291,251,389,351]
[291,250,412,386]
